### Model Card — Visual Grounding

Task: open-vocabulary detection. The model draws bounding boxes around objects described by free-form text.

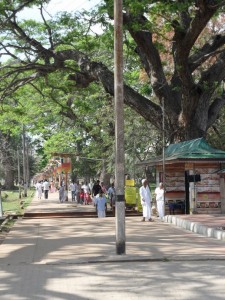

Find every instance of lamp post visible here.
[114,0,125,255]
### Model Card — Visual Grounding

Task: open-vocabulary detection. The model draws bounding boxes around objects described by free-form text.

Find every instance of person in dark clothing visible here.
[92,180,102,212]
[92,180,102,197]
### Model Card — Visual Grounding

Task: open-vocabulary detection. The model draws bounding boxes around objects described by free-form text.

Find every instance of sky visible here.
[19,0,103,20]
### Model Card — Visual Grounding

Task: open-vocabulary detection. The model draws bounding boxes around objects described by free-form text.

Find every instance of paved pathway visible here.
[25,191,95,214]
[1,217,225,265]
[0,193,225,299]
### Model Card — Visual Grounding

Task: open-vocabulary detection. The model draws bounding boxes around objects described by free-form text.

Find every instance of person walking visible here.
[50,181,55,193]
[36,181,42,200]
[43,179,50,199]
[155,182,165,219]
[92,180,102,197]
[108,182,116,211]
[95,191,107,218]
[76,181,81,204]
[81,182,90,205]
[59,184,65,203]
[70,180,77,202]
[100,181,107,194]
[139,178,153,222]
[80,188,85,204]
[92,180,102,211]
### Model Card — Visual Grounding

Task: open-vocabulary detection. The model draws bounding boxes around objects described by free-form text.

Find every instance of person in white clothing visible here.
[155,182,165,219]
[70,181,77,202]
[36,181,42,200]
[81,182,90,205]
[139,178,153,222]
[95,191,107,218]
[43,179,50,199]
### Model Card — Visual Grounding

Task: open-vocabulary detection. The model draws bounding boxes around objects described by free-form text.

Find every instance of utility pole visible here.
[114,0,125,254]
[162,98,166,214]
[162,98,165,175]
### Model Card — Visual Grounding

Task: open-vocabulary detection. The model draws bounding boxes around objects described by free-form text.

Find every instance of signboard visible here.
[125,186,137,205]
[56,163,71,174]
[125,179,135,186]
[61,162,71,173]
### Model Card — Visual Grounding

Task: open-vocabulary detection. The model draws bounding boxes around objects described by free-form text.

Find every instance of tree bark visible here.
[3,160,15,190]
[0,132,15,189]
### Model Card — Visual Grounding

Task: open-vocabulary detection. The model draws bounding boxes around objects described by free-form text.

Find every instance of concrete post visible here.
[114,0,125,254]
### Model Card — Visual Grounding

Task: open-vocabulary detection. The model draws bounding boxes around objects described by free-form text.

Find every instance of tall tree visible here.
[0,131,16,189]
[1,0,225,142]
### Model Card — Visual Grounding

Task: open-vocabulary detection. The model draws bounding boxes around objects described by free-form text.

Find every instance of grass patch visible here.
[1,189,35,216]
[0,189,34,242]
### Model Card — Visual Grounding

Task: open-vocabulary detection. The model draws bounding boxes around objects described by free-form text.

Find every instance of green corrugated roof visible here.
[137,138,225,166]
[164,137,225,160]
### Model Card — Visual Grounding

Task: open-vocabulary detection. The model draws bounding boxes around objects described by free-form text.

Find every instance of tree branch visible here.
[199,52,225,96]
[123,12,179,118]
[171,1,219,96]
[207,95,225,129]
[189,34,225,71]
[181,1,218,56]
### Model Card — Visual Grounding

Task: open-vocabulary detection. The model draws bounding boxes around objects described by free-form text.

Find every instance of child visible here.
[95,191,107,218]
[80,188,84,204]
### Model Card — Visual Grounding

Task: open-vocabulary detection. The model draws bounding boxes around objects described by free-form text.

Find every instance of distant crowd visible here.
[35,179,115,218]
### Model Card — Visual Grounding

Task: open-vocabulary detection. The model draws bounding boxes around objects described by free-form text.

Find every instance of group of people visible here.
[68,180,115,218]
[35,179,59,200]
[68,178,164,221]
[35,179,50,200]
[36,177,164,221]
[139,179,165,222]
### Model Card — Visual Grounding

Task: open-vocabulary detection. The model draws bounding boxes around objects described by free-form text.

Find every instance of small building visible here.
[139,138,225,214]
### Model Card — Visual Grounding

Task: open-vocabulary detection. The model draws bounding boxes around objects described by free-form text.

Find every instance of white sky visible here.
[19,0,103,20]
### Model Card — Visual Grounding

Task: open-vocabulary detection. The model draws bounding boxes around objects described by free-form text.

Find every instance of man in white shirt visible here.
[139,178,153,222]
[70,181,77,202]
[43,179,50,199]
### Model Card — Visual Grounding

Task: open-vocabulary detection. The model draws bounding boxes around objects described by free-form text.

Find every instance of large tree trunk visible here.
[0,132,15,189]
[3,160,15,190]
